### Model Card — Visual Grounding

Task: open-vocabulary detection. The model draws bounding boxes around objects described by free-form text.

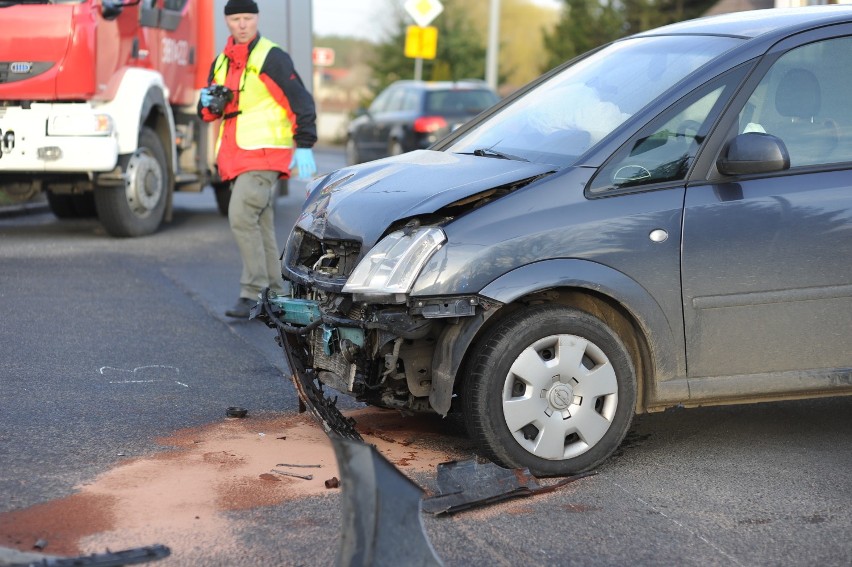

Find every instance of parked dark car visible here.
[261,7,852,476]
[344,80,500,164]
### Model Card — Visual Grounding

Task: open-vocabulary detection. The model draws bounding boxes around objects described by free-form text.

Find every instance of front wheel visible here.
[462,305,636,475]
[95,127,169,237]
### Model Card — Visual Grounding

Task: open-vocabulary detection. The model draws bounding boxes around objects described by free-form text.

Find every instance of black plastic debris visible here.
[330,436,442,567]
[225,406,248,418]
[12,544,170,567]
[421,459,594,515]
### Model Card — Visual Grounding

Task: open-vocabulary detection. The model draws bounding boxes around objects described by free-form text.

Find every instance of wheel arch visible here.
[430,259,684,417]
[97,69,177,220]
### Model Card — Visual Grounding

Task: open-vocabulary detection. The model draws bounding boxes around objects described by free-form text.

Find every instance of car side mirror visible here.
[717,132,790,176]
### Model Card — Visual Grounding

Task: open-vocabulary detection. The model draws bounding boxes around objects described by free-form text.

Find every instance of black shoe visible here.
[225,297,255,318]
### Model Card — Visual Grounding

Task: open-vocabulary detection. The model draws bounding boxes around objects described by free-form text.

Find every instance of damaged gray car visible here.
[256,6,852,475]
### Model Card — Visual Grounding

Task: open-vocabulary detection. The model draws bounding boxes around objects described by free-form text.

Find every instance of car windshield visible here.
[425,89,499,115]
[447,35,743,167]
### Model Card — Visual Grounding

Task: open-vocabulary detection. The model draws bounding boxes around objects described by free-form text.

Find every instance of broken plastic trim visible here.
[9,544,171,567]
[331,436,443,567]
[253,288,362,441]
[421,459,596,515]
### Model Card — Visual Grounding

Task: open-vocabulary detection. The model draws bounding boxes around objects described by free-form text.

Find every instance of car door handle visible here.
[649,229,668,243]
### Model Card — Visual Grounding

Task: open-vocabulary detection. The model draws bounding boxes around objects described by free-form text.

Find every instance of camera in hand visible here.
[206,84,234,115]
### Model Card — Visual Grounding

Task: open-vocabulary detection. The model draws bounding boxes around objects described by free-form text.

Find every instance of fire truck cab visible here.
[0,0,311,237]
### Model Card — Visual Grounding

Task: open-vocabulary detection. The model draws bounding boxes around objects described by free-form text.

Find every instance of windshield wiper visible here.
[471,148,529,162]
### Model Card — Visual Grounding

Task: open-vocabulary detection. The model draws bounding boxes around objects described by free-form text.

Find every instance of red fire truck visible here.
[0,0,312,237]
[0,0,217,236]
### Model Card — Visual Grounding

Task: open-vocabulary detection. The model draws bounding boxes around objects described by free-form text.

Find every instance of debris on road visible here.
[225,407,247,418]
[422,459,595,515]
[324,477,340,489]
[330,436,442,567]
[270,469,314,481]
[5,544,170,567]
[275,463,321,468]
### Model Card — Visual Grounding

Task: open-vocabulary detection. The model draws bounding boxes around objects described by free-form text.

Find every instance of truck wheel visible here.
[46,192,98,219]
[95,127,168,237]
[462,305,636,476]
[213,181,230,216]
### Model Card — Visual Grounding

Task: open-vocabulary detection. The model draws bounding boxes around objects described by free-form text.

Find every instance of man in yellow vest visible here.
[199,0,317,318]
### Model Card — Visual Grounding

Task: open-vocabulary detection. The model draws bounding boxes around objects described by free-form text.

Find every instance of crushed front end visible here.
[254,221,471,438]
[252,152,552,438]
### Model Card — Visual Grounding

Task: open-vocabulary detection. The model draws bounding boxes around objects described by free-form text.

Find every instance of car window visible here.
[733,36,852,168]
[369,89,393,113]
[401,88,421,112]
[384,88,409,112]
[589,84,727,193]
[425,89,498,114]
[446,35,742,167]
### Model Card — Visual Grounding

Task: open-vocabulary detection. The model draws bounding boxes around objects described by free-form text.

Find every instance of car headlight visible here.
[343,226,446,296]
[48,113,114,136]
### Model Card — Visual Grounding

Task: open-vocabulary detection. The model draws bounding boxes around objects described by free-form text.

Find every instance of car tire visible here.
[462,304,636,475]
[345,138,361,165]
[94,127,168,237]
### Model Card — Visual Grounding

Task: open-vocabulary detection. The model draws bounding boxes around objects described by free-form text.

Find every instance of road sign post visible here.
[403,0,443,81]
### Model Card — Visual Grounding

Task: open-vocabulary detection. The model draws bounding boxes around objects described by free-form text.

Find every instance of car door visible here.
[682,33,852,391]
[354,85,397,162]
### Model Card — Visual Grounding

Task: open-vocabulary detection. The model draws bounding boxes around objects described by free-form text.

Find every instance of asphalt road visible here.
[1,147,850,566]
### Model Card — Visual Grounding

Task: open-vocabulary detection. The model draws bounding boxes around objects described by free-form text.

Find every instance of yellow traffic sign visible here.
[404,0,443,28]
[405,25,438,60]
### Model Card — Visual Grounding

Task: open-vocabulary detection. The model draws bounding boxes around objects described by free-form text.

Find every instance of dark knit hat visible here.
[224,0,258,15]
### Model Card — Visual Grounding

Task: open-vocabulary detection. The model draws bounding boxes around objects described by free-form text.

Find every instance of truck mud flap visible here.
[330,436,443,567]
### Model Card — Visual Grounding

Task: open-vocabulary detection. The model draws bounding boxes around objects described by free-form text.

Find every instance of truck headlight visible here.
[343,227,446,296]
[48,114,114,136]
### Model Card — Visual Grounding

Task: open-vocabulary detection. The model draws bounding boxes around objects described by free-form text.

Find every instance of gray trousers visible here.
[228,170,286,300]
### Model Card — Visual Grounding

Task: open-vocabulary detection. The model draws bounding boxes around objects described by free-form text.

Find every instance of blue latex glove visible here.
[289,148,317,180]
[200,87,213,108]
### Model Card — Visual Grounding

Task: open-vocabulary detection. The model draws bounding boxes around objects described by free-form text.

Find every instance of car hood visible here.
[297,150,555,248]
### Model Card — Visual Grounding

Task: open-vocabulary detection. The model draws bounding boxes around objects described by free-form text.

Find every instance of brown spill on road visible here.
[0,408,471,558]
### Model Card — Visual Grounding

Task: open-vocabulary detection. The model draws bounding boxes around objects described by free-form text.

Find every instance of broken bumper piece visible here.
[422,459,595,515]
[330,436,443,567]
[252,288,362,441]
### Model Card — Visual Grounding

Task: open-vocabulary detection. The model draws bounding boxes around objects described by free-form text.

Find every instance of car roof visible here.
[637,6,852,40]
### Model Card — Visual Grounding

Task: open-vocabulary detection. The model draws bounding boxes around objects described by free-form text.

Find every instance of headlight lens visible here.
[48,113,114,136]
[343,226,446,295]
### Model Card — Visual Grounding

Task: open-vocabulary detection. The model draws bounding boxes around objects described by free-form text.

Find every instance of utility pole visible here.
[486,0,500,91]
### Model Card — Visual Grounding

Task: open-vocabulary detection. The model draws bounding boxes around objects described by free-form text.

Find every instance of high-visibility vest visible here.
[212,37,294,152]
